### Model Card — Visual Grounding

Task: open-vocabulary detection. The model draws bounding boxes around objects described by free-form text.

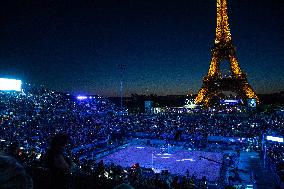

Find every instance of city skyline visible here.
[0,0,283,97]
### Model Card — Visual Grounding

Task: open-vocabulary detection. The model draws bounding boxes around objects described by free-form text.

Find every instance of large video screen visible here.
[0,78,22,91]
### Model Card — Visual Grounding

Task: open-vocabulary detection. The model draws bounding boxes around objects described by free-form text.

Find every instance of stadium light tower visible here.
[119,64,126,114]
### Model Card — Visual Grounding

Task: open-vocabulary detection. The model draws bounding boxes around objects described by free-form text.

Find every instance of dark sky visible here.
[0,0,283,96]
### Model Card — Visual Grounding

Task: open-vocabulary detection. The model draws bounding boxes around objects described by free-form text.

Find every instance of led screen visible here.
[0,78,22,91]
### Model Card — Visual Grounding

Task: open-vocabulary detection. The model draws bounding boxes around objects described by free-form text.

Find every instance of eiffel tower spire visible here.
[195,0,259,106]
[215,0,232,44]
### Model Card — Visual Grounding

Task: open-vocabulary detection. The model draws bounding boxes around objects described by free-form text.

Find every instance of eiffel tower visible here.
[195,0,259,106]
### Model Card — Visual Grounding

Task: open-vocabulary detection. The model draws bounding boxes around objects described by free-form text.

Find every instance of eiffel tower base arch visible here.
[196,76,257,106]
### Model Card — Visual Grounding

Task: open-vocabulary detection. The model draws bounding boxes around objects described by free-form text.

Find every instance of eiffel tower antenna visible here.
[195,0,259,106]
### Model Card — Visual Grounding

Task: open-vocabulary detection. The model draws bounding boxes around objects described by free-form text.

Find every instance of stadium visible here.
[0,0,284,188]
[0,78,283,189]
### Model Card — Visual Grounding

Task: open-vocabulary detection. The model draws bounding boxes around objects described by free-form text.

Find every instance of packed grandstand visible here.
[0,83,284,189]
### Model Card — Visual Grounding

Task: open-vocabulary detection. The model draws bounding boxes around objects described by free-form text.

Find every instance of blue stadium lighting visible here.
[77,95,88,100]
[224,99,239,103]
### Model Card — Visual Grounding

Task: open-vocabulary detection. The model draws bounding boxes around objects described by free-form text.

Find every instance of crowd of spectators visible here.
[0,85,284,188]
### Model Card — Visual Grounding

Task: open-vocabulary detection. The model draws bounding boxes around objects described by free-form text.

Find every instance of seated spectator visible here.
[45,133,72,189]
[0,154,33,189]
[46,133,71,173]
[7,141,19,158]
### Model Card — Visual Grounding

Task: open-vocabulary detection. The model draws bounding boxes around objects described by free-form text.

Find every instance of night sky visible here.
[0,0,283,96]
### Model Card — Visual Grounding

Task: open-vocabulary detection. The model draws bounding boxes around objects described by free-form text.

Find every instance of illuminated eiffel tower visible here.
[195,0,259,106]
